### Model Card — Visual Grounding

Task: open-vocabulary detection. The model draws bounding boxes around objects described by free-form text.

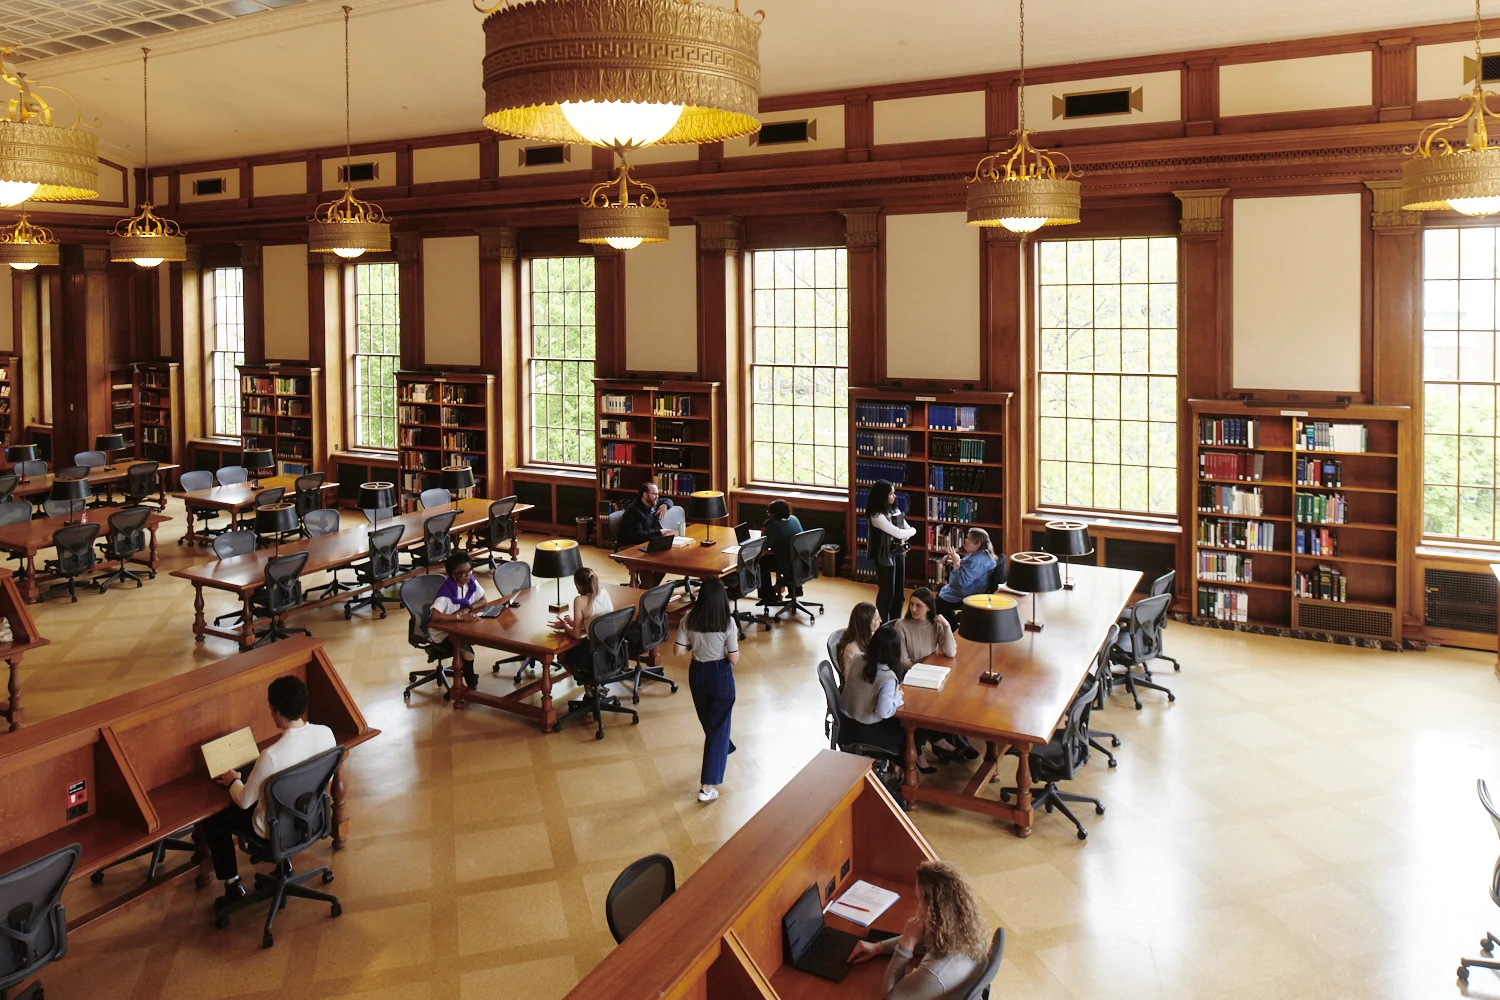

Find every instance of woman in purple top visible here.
[428,550,488,689]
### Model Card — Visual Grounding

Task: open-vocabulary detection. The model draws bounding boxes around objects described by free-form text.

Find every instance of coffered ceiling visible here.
[4,0,1482,167]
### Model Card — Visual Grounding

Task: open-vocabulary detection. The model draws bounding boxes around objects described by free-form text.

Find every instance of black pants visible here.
[841,715,906,756]
[935,595,964,629]
[201,804,256,881]
[757,569,800,605]
[875,561,903,622]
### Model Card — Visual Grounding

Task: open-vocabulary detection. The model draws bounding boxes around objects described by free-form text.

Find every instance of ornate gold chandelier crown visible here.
[0,46,99,207]
[966,0,1081,233]
[110,48,186,268]
[578,159,669,250]
[309,6,390,259]
[0,210,59,270]
[1401,0,1500,216]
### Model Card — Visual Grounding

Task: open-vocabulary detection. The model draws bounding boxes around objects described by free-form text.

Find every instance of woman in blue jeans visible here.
[675,576,739,804]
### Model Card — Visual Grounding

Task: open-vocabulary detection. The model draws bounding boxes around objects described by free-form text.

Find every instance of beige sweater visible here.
[891,616,957,673]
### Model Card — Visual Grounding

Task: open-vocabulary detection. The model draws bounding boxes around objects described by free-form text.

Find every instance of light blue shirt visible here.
[938,551,997,604]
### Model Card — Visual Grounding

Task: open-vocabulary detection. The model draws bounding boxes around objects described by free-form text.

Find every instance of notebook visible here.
[902,663,951,690]
[201,727,259,779]
[826,880,900,927]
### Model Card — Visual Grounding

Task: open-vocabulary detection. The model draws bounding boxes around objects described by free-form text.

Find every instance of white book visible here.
[826,880,900,927]
[902,663,950,690]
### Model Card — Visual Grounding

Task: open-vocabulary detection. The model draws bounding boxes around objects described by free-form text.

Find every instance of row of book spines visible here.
[1196,484,1264,516]
[1295,421,1367,453]
[929,438,987,464]
[653,396,694,416]
[929,465,987,493]
[854,461,910,486]
[601,394,636,413]
[1294,566,1348,602]
[1197,416,1259,448]
[1197,552,1254,583]
[1200,451,1263,481]
[1295,457,1343,487]
[927,496,980,522]
[927,523,983,550]
[1197,587,1249,623]
[275,442,311,459]
[854,402,911,428]
[926,405,978,432]
[652,447,693,469]
[658,472,696,494]
[1294,492,1348,524]
[854,488,910,514]
[1295,528,1338,555]
[399,385,479,404]
[855,431,912,457]
[241,377,311,395]
[1197,519,1276,550]
[396,406,476,426]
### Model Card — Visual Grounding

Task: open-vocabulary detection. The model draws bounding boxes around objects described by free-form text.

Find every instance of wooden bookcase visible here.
[593,378,721,511]
[847,389,1012,585]
[0,355,15,450]
[108,364,135,458]
[1189,399,1410,643]
[238,364,324,476]
[395,370,500,512]
[133,362,182,468]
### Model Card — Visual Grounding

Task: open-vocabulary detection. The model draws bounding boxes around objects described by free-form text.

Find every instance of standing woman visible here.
[675,576,738,804]
[865,480,915,622]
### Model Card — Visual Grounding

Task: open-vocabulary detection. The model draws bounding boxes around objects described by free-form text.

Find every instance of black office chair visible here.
[177,469,223,544]
[343,524,405,620]
[625,581,679,702]
[480,496,518,571]
[406,510,457,574]
[556,605,638,739]
[605,854,676,944]
[1120,570,1180,671]
[816,659,904,794]
[43,523,100,602]
[0,843,79,1000]
[606,509,626,553]
[250,552,312,648]
[251,488,289,547]
[987,554,1009,591]
[293,473,326,520]
[727,536,768,639]
[400,574,454,702]
[93,505,153,590]
[1088,624,1122,768]
[0,474,19,504]
[1459,779,1500,984]
[0,501,30,578]
[212,529,258,628]
[53,464,89,480]
[963,927,1008,1000]
[121,461,162,510]
[216,465,248,486]
[1109,592,1176,710]
[485,559,538,683]
[41,498,85,519]
[418,487,451,511]
[825,628,843,675]
[213,746,344,949]
[1000,677,1105,841]
[88,830,195,886]
[762,528,826,624]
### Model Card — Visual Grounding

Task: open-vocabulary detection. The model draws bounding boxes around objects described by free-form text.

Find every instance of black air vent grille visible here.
[1425,567,1497,634]
[1106,539,1177,594]
[557,484,597,523]
[757,120,810,146]
[1297,601,1395,640]
[338,162,378,183]
[1053,87,1143,120]
[523,144,567,167]
[737,501,846,553]
[192,177,225,196]
[1483,54,1500,82]
[514,480,553,524]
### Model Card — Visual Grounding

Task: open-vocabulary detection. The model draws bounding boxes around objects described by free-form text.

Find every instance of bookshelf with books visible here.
[237,364,325,477]
[847,389,1011,585]
[395,371,500,512]
[593,379,721,513]
[108,365,135,458]
[132,362,183,468]
[1189,400,1409,644]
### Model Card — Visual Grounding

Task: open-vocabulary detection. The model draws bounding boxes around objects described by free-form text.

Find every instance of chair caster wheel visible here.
[492,667,500,675]
[632,716,639,725]
[262,932,274,949]
[344,610,353,620]
[1077,830,1088,841]
[331,903,342,917]
[999,792,1011,803]
[632,694,640,704]
[1484,937,1495,954]
[670,683,679,693]
[552,723,562,733]
[214,915,228,930]
[1044,803,1054,814]
[594,730,604,740]
[322,871,335,884]
[1110,738,1121,747]
[1459,966,1470,983]
[1095,804,1105,815]
[378,610,387,620]
[442,692,451,702]
[90,871,105,885]
[1107,759,1118,768]
[1168,694,1176,702]
[1134,703,1143,711]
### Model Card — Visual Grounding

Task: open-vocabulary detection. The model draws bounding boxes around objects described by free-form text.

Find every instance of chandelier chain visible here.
[141,47,150,182]
[1478,0,1484,68]
[343,5,352,166]
[1018,0,1025,134]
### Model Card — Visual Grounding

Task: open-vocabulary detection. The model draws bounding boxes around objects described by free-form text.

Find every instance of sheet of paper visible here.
[826,880,900,926]
[202,727,260,779]
[671,536,695,548]
[903,663,951,690]
[721,544,742,554]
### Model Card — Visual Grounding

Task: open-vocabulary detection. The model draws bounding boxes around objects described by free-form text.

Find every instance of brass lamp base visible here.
[1024,621,1043,633]
[979,672,1001,686]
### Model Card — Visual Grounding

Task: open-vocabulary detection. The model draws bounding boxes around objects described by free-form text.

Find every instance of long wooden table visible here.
[0,505,173,603]
[440,582,644,732]
[610,522,753,584]
[170,475,340,546]
[897,564,1141,837]
[170,498,524,649]
[0,638,377,930]
[565,750,936,1000]
[0,569,49,731]
[12,461,180,507]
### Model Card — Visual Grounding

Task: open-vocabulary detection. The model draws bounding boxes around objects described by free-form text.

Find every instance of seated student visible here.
[757,499,805,604]
[934,527,999,627]
[834,601,881,684]
[837,625,907,759]
[617,481,676,547]
[552,566,615,672]
[847,860,990,999]
[428,550,489,689]
[201,676,338,903]
[892,588,975,765]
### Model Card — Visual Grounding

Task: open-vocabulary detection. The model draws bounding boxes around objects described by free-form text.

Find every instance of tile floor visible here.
[12,508,1500,1000]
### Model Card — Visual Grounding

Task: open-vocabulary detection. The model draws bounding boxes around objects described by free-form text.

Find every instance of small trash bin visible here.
[575,516,594,546]
[819,543,840,579]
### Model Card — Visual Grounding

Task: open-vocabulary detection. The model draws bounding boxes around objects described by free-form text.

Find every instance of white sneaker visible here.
[697,787,719,803]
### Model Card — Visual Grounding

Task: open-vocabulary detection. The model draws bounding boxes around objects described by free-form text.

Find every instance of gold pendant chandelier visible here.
[110,48,186,268]
[966,0,1080,233]
[1401,0,1500,216]
[578,158,670,251]
[309,5,390,259]
[0,210,59,271]
[0,46,99,208]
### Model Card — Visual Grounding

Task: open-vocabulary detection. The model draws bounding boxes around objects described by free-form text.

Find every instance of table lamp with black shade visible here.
[533,539,582,613]
[50,476,90,526]
[243,448,275,488]
[1043,520,1093,591]
[256,502,299,557]
[687,490,728,547]
[440,465,475,511]
[7,444,37,484]
[1005,551,1062,632]
[95,433,127,471]
[358,482,397,534]
[959,592,1024,685]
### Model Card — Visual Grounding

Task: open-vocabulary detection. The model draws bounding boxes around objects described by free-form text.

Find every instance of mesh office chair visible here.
[0,843,79,1000]
[726,536,768,639]
[212,746,344,949]
[41,499,85,519]
[406,511,457,574]
[177,469,223,544]
[625,581,680,702]
[480,497,518,571]
[1108,593,1176,710]
[400,574,454,702]
[250,552,312,648]
[343,524,405,620]
[0,501,30,578]
[489,560,539,684]
[1460,779,1500,983]
[251,488,289,547]
[556,606,638,739]
[816,659,903,793]
[293,473,326,536]
[606,509,626,552]
[75,451,109,506]
[418,487,451,510]
[43,523,100,602]
[962,927,1008,1000]
[216,465,248,486]
[93,505,153,590]
[53,465,89,480]
[301,509,339,537]
[211,529,259,628]
[1000,677,1105,840]
[762,528,826,624]
[825,629,844,678]
[122,461,162,510]
[1087,624,1122,768]
[13,461,45,479]
[89,830,195,886]
[1121,570,1180,671]
[605,854,676,944]
[0,475,18,504]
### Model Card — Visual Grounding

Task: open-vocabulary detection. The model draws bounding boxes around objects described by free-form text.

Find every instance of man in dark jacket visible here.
[616,481,675,586]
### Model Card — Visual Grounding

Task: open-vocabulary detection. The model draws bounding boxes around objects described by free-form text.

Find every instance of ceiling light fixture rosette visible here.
[0,46,100,208]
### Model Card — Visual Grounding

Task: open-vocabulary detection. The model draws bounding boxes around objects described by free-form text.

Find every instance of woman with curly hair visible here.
[847,860,991,999]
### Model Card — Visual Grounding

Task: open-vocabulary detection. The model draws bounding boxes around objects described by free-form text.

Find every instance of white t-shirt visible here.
[228,721,338,837]
[429,576,483,644]
[573,588,614,634]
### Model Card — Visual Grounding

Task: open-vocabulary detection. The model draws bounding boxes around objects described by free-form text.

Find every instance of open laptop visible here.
[782,884,862,982]
[639,534,674,553]
[733,521,751,544]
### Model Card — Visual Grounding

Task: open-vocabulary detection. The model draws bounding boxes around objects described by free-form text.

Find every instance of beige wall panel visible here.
[1415,37,1500,101]
[724,105,845,157]
[179,168,238,203]
[96,162,127,206]
[253,161,307,197]
[625,226,697,372]
[497,140,591,177]
[320,151,398,192]
[1024,70,1181,131]
[413,144,480,184]
[0,273,12,353]
[151,175,169,205]
[1232,193,1361,392]
[873,91,986,145]
[1219,51,1372,116]
[885,213,980,381]
[262,243,310,361]
[422,236,481,366]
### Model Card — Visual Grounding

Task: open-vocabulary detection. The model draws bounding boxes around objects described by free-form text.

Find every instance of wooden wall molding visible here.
[839,207,881,247]
[1174,187,1229,233]
[1377,37,1416,123]
[696,215,743,253]
[841,207,881,387]
[1366,178,1423,229]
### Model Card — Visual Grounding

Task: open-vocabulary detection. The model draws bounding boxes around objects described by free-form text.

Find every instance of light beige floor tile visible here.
[456,882,570,955]
[454,821,554,882]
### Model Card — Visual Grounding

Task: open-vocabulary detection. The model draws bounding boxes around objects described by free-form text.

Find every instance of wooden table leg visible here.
[331,758,350,850]
[21,554,38,604]
[147,524,159,572]
[1013,743,1034,838]
[538,652,558,731]
[449,655,469,706]
[901,724,919,810]
[5,654,20,731]
[192,824,213,888]
[192,585,206,643]
[239,594,256,649]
